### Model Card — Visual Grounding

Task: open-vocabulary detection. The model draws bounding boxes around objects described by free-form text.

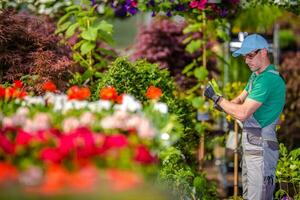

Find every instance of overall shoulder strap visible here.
[267,70,285,83]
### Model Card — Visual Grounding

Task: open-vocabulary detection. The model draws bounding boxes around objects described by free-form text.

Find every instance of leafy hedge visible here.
[92,57,217,199]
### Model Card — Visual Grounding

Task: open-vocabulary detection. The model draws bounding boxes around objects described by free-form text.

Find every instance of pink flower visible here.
[74,127,96,158]
[58,135,75,157]
[62,117,80,133]
[40,147,62,163]
[189,0,199,8]
[0,134,15,154]
[15,129,33,146]
[133,145,157,165]
[189,0,207,10]
[103,134,128,150]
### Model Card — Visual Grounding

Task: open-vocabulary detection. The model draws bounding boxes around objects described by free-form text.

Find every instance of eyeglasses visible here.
[244,49,260,60]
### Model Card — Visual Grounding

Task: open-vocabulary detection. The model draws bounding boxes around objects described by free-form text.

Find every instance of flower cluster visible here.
[93,0,240,18]
[0,80,27,101]
[0,82,181,194]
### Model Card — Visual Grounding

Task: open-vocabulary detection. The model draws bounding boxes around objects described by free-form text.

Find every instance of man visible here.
[204,34,286,200]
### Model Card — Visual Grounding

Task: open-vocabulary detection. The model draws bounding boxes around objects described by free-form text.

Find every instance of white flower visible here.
[88,100,112,112]
[101,116,117,129]
[137,118,156,139]
[16,107,30,116]
[2,117,13,128]
[62,117,80,133]
[154,102,168,114]
[114,94,141,112]
[161,133,170,140]
[80,112,95,126]
[23,96,45,106]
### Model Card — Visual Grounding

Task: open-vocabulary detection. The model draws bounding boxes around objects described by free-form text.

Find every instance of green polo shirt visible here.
[245,65,286,128]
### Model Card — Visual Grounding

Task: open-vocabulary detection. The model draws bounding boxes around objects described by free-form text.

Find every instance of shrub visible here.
[278,51,300,148]
[92,57,215,199]
[131,17,219,90]
[0,10,75,94]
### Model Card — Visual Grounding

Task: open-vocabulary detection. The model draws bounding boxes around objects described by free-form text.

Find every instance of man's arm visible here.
[230,90,248,104]
[218,97,261,121]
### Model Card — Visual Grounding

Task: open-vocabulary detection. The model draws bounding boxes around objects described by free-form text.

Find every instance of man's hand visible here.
[204,84,221,104]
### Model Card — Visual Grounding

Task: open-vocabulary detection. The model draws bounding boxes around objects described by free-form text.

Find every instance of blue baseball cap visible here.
[232,34,269,57]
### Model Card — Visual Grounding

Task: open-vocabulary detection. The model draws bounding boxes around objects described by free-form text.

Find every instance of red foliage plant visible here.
[0,10,76,94]
[278,51,300,148]
[131,17,219,90]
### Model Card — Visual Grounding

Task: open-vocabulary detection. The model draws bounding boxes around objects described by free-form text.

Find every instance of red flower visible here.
[42,81,57,92]
[0,163,18,183]
[40,147,62,163]
[15,129,33,146]
[146,86,162,100]
[67,86,80,100]
[5,87,16,99]
[0,86,5,98]
[134,145,157,165]
[103,134,128,150]
[67,86,91,100]
[13,80,23,88]
[116,94,124,104]
[0,134,15,154]
[189,0,207,10]
[78,87,91,100]
[99,86,118,101]
[18,90,27,99]
[131,0,138,7]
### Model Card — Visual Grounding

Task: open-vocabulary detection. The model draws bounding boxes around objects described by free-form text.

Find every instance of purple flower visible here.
[90,0,96,6]
[166,11,172,17]
[175,4,186,11]
[151,11,156,17]
[147,0,155,7]
[128,6,138,15]
[219,8,228,17]
[114,5,127,17]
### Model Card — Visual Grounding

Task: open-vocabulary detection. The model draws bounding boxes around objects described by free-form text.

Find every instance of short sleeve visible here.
[245,73,255,92]
[245,81,250,92]
[247,78,269,103]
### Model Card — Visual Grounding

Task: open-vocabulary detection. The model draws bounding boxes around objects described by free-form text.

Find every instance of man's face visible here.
[244,49,262,72]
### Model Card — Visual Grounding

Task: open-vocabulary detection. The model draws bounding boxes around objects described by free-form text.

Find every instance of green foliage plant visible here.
[276,144,300,199]
[93,57,217,199]
[56,0,116,86]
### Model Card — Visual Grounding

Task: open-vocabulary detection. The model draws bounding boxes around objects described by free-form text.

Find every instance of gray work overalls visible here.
[242,69,281,200]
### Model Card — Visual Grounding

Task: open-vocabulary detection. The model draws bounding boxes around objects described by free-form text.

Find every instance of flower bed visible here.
[0,81,182,197]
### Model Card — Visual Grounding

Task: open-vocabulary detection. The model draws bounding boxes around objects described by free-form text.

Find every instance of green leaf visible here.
[65,23,79,38]
[55,21,72,34]
[82,69,94,80]
[80,41,96,55]
[182,36,192,44]
[57,11,74,26]
[192,96,205,108]
[185,39,202,54]
[183,23,201,34]
[182,61,196,74]
[98,30,114,45]
[81,27,98,41]
[194,67,208,81]
[96,48,116,57]
[65,5,81,12]
[95,20,113,34]
[72,40,85,50]
[95,72,102,78]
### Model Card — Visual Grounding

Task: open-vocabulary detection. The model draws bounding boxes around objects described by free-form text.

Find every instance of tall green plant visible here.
[276,144,300,199]
[56,0,115,86]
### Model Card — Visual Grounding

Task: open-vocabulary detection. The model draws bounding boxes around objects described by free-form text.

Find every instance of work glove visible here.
[204,84,223,111]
